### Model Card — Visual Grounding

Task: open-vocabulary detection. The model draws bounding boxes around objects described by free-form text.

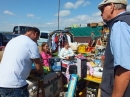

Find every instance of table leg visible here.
[37,81,40,97]
[40,81,45,97]
[98,87,101,97]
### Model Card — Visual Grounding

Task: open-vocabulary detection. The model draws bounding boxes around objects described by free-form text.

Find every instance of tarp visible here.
[70,26,102,37]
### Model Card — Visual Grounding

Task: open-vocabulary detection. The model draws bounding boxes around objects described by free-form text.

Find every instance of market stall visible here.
[0,32,106,97]
[27,41,106,97]
[47,30,74,55]
[78,44,105,97]
[0,46,104,97]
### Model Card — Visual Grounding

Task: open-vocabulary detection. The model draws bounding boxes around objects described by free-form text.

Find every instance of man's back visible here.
[0,35,39,88]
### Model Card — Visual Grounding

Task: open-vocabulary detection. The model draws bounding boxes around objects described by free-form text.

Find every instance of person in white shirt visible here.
[0,27,43,97]
[59,41,74,59]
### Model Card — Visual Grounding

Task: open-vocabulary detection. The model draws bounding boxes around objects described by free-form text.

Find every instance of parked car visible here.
[3,33,20,46]
[37,31,51,46]
[0,33,3,46]
[13,26,32,34]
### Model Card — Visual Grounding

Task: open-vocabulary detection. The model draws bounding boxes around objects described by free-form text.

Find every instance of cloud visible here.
[27,14,41,19]
[3,10,15,15]
[83,1,91,6]
[60,14,102,27]
[47,22,53,25]
[43,12,102,30]
[55,10,71,17]
[64,2,74,9]
[64,0,91,9]
[92,11,101,16]
[27,14,35,18]
[0,11,102,32]
[127,5,130,11]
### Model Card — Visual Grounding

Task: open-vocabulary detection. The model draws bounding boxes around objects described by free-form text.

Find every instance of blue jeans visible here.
[0,84,29,97]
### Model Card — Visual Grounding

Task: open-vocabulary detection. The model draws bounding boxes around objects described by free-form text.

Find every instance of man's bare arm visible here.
[112,66,130,97]
[31,58,43,76]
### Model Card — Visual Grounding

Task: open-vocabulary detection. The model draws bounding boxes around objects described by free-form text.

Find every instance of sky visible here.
[0,0,130,32]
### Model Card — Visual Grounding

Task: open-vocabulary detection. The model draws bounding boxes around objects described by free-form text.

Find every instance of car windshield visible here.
[13,26,32,34]
[5,35,12,40]
[20,27,31,34]
[40,33,48,39]
[4,34,19,40]
[12,35,19,38]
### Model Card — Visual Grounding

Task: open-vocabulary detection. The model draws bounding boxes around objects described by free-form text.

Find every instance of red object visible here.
[88,40,92,47]
[102,55,105,60]
[97,39,101,45]
[87,46,90,52]
[54,35,58,42]
[62,63,68,68]
[76,54,86,59]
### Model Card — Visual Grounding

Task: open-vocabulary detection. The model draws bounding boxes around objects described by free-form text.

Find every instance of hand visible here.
[47,49,52,55]
[46,49,50,52]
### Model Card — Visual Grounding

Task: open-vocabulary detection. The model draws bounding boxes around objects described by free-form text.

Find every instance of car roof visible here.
[40,31,51,33]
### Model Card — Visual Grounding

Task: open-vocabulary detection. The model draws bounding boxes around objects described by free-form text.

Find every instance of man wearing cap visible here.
[98,0,130,97]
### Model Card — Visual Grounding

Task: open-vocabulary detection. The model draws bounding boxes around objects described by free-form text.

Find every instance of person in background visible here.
[96,37,103,46]
[0,27,43,97]
[41,42,52,67]
[90,32,96,47]
[59,41,74,60]
[101,26,109,42]
[98,0,130,97]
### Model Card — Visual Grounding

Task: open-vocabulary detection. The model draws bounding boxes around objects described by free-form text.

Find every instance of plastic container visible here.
[32,63,35,69]
[78,44,86,53]
[32,63,50,74]
[43,66,50,74]
[93,67,103,78]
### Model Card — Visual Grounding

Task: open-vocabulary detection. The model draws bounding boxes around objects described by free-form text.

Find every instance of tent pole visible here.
[58,0,60,30]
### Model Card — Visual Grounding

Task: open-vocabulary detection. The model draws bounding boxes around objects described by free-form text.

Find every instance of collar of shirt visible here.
[118,11,126,15]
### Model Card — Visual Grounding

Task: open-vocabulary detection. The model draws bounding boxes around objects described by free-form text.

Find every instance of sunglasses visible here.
[100,3,111,13]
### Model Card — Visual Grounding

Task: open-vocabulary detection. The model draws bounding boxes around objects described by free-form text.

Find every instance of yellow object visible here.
[105,29,109,33]
[98,89,101,97]
[43,66,50,74]
[79,92,82,95]
[79,88,86,97]
[89,62,96,67]
[85,75,102,84]
[78,44,86,53]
